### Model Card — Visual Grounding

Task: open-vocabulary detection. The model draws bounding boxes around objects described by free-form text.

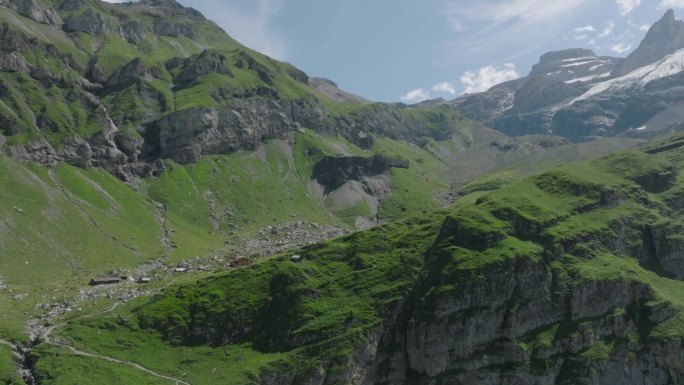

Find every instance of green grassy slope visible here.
[38,133,684,383]
[0,129,455,344]
[0,156,163,343]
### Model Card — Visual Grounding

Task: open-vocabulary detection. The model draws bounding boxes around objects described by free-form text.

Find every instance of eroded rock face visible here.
[0,52,28,72]
[151,99,301,164]
[614,9,684,77]
[0,0,62,26]
[63,9,118,35]
[0,23,35,53]
[121,21,148,44]
[8,139,61,167]
[171,49,232,87]
[312,155,409,194]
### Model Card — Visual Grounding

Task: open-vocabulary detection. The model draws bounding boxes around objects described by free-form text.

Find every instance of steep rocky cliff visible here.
[44,133,684,384]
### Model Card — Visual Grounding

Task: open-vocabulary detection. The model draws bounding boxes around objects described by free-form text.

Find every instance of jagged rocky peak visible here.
[132,0,205,21]
[529,48,618,82]
[613,9,684,76]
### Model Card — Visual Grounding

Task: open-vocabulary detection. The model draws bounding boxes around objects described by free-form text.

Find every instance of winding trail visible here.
[37,302,193,385]
[46,341,191,385]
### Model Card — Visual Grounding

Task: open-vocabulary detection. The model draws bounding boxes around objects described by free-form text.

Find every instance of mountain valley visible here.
[0,1,683,384]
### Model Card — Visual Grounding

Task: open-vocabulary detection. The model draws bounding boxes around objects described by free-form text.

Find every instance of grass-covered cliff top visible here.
[35,133,684,384]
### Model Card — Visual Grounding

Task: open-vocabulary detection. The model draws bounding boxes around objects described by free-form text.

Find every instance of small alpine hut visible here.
[89,277,122,286]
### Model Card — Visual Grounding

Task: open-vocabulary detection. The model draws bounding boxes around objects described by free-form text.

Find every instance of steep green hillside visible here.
[33,134,684,384]
[0,0,468,178]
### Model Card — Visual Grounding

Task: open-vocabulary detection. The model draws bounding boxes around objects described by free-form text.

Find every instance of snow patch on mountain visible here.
[561,59,606,68]
[561,56,596,63]
[565,72,611,84]
[573,48,684,103]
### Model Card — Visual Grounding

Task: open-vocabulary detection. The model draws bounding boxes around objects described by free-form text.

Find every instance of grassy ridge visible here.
[41,134,684,383]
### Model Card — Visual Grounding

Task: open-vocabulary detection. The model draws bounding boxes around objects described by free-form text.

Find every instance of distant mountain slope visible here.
[39,133,684,384]
[0,0,468,183]
[453,10,684,142]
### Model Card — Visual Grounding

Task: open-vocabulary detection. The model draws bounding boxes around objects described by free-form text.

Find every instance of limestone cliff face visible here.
[371,258,682,385]
[141,96,455,165]
[150,99,302,164]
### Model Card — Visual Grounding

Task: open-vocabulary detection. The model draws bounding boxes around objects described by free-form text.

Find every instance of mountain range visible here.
[0,1,684,385]
[453,9,684,141]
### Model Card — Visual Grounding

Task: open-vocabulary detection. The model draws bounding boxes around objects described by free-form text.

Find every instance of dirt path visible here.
[38,302,193,385]
[47,341,191,385]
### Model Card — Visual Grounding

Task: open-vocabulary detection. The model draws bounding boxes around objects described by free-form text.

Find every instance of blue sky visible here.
[108,0,682,102]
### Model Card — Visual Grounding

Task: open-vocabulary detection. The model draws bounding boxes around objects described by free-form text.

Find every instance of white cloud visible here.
[460,63,519,94]
[610,42,633,54]
[401,88,430,104]
[574,34,589,40]
[598,21,616,37]
[628,20,651,31]
[432,82,457,95]
[659,0,684,8]
[574,25,596,33]
[445,0,590,30]
[616,0,641,16]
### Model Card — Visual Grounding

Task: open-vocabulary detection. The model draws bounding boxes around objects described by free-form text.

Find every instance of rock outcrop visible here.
[63,9,118,35]
[312,155,408,193]
[0,0,61,26]
[150,99,301,163]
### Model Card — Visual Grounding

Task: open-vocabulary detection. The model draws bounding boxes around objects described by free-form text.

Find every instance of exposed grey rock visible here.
[29,66,60,82]
[0,52,28,72]
[8,139,60,167]
[0,0,62,26]
[58,0,88,11]
[0,23,35,53]
[234,51,274,84]
[152,99,300,163]
[613,9,684,77]
[121,21,148,44]
[59,136,93,167]
[135,0,206,21]
[172,49,232,87]
[312,155,408,193]
[63,9,119,35]
[107,57,152,88]
[152,18,196,39]
[114,132,144,160]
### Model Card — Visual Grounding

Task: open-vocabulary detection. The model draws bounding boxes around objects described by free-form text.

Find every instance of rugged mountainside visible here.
[0,0,466,182]
[0,1,679,385]
[40,133,684,384]
[453,10,684,142]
